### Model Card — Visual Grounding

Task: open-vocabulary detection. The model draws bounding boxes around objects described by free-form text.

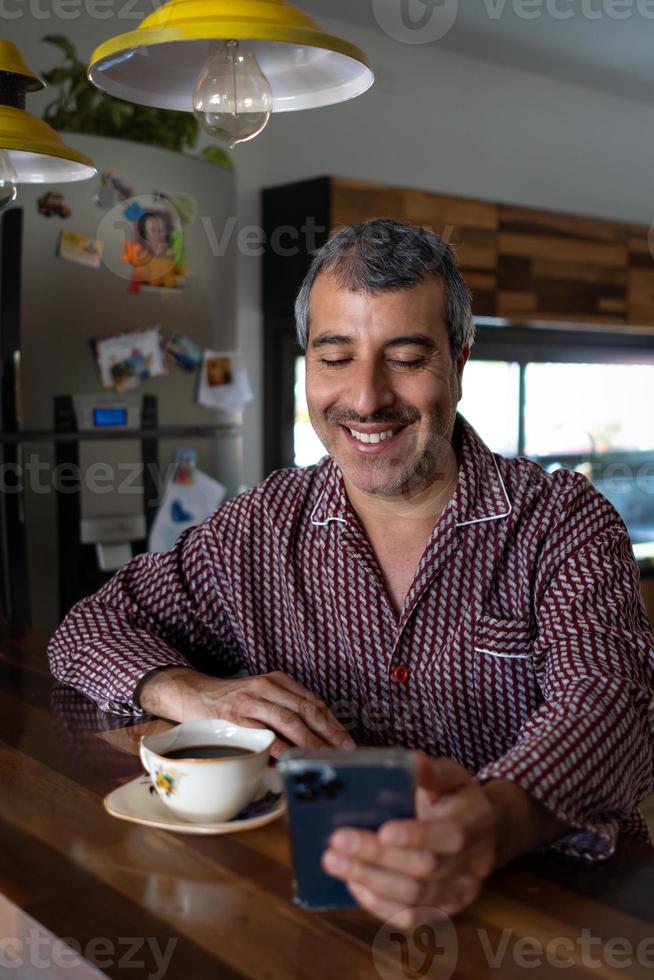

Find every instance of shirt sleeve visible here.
[476,473,654,861]
[47,519,245,716]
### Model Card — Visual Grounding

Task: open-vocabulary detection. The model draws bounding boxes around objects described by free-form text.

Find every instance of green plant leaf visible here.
[42,34,78,60]
[201,145,234,171]
[41,67,71,86]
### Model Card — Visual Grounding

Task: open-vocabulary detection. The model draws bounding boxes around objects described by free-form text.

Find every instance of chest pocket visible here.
[473,615,542,740]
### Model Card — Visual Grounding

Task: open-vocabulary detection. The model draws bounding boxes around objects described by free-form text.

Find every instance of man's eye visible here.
[389,358,426,369]
[320,359,351,367]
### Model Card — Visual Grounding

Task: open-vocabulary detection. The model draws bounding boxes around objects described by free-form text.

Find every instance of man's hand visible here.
[322,753,498,927]
[323,753,496,929]
[137,667,355,759]
[322,753,572,927]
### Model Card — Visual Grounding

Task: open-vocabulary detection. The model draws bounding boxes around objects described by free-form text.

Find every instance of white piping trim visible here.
[310,449,512,528]
[310,488,348,527]
[475,647,531,659]
[455,452,512,528]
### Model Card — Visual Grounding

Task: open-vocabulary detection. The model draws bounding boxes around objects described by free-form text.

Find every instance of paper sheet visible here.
[197,350,254,411]
[148,468,227,553]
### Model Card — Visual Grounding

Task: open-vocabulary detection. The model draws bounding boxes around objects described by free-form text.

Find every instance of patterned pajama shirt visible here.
[49,415,654,859]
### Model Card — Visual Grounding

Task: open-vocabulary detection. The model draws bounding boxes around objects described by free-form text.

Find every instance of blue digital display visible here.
[93,407,128,427]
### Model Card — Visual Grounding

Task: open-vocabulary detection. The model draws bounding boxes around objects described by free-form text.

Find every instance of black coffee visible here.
[162,744,254,760]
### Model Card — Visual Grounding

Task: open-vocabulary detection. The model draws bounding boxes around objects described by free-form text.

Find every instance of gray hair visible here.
[294,218,475,356]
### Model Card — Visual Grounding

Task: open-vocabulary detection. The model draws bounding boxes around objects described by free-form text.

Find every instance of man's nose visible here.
[348,359,395,418]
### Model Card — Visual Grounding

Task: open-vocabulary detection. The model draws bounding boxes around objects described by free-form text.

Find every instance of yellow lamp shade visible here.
[0,106,96,182]
[89,0,373,112]
[0,40,44,92]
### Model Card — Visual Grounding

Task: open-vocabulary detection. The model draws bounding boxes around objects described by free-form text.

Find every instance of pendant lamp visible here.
[89,0,373,147]
[0,41,96,209]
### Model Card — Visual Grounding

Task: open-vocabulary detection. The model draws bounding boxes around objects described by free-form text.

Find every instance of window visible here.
[458,360,520,457]
[294,355,325,467]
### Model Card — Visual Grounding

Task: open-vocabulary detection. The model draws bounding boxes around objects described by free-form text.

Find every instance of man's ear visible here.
[455,344,470,402]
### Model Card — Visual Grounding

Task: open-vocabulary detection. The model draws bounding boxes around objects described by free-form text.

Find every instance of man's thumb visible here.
[415,751,471,803]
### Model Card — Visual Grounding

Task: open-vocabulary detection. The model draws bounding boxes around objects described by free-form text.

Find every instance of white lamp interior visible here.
[90,39,374,112]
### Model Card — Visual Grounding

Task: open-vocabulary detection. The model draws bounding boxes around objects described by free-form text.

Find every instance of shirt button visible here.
[391,664,410,684]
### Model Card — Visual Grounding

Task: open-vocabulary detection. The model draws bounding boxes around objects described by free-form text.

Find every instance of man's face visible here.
[305,273,469,498]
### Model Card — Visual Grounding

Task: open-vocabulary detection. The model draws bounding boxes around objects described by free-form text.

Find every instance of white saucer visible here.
[103,767,285,835]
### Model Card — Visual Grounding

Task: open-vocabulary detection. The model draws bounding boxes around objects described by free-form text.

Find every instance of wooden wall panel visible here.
[497,204,628,324]
[330,178,498,317]
[264,176,654,330]
[627,226,654,326]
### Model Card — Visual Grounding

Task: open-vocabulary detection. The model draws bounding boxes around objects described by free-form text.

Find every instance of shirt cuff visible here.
[68,640,191,716]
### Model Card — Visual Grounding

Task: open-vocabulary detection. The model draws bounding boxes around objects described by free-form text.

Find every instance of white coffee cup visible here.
[140,718,275,823]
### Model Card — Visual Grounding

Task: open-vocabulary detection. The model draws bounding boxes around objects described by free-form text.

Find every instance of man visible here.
[49,219,654,927]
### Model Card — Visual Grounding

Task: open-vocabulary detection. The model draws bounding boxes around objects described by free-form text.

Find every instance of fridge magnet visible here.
[37,190,71,219]
[119,193,186,293]
[165,333,204,372]
[95,326,166,393]
[197,350,254,412]
[58,230,103,269]
[171,448,197,486]
[149,463,226,553]
[94,171,135,209]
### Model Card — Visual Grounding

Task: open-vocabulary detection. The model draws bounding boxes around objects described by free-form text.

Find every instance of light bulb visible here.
[193,40,272,148]
[0,150,18,211]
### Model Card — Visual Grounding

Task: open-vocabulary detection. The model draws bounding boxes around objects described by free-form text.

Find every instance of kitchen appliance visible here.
[0,133,242,631]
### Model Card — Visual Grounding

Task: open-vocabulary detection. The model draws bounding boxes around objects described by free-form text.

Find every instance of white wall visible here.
[8,15,654,486]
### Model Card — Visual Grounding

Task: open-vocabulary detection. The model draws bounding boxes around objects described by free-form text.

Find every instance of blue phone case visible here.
[278,748,416,911]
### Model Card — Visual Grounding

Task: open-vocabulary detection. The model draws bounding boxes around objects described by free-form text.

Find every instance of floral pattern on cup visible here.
[154,768,177,797]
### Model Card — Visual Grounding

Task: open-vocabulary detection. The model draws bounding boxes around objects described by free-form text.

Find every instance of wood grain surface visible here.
[2,626,654,980]
[323,177,654,329]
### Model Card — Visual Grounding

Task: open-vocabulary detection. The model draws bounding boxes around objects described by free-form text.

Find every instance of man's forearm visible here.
[481,778,572,869]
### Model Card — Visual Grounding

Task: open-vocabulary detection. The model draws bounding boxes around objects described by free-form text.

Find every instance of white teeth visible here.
[348,428,396,444]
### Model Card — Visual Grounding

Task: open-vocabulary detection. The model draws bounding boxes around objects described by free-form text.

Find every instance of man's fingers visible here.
[322,849,426,907]
[328,828,438,878]
[254,678,354,748]
[427,842,494,883]
[270,737,292,759]
[241,698,335,750]
[416,752,472,800]
[378,818,465,855]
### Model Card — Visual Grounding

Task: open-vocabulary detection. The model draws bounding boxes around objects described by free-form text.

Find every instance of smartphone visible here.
[278,747,417,911]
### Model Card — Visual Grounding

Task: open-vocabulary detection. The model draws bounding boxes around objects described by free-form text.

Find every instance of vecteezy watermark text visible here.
[371,0,654,46]
[0,455,180,506]
[0,931,177,979]
[0,0,157,19]
[372,918,654,979]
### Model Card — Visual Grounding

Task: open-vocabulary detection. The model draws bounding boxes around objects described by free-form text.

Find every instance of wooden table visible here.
[2,626,654,980]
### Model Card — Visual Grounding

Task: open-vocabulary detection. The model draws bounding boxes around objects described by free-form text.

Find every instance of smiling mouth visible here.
[342,425,407,445]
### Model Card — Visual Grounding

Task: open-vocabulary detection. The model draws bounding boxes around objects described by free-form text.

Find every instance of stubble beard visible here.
[312,402,458,502]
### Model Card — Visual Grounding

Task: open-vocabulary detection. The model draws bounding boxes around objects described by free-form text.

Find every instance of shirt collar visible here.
[309,413,512,529]
[310,456,350,526]
[450,414,512,528]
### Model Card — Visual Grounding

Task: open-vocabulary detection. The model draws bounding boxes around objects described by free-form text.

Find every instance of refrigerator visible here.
[0,133,243,632]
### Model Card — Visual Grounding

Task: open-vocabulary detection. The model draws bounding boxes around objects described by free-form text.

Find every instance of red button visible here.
[391,664,410,684]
